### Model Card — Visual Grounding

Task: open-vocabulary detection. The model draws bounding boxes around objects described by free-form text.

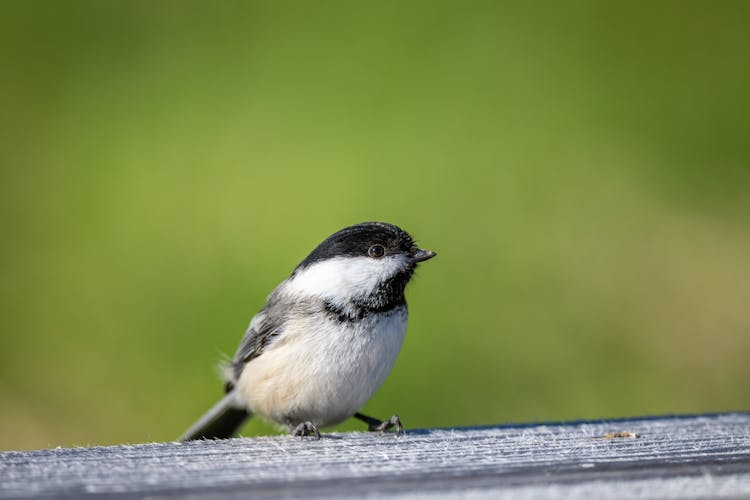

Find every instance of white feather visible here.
[234,306,407,427]
[285,255,409,303]
[231,254,412,428]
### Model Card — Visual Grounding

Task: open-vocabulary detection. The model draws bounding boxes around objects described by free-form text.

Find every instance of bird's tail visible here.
[180,392,251,441]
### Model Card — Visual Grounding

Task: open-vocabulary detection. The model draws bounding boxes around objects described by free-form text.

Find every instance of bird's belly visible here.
[236,307,407,428]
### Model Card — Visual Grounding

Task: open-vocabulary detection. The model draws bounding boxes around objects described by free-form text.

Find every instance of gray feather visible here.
[180,393,250,441]
[231,292,321,380]
[231,293,286,374]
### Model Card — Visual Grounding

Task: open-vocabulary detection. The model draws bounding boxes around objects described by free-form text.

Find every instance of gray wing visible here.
[229,291,289,381]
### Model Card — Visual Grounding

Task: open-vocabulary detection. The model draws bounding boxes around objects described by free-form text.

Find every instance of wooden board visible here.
[2,413,749,498]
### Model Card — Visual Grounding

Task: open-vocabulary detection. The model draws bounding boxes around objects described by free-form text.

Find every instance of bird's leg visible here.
[289,421,321,440]
[354,412,404,436]
[354,412,382,430]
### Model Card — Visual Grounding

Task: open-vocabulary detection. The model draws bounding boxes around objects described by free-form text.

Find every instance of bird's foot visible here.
[375,415,404,436]
[354,412,404,436]
[291,421,321,440]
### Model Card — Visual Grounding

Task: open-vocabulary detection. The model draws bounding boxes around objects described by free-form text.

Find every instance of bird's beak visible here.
[411,248,437,263]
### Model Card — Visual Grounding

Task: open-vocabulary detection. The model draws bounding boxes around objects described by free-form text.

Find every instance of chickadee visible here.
[180,222,436,440]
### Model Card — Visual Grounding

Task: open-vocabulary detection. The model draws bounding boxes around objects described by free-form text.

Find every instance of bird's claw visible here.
[373,415,404,436]
[367,415,404,436]
[354,412,405,436]
[292,421,321,440]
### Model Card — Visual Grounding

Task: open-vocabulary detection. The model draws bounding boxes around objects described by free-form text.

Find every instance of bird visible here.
[180,221,436,440]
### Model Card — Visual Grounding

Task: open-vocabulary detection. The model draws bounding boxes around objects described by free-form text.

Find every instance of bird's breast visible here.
[236,305,408,428]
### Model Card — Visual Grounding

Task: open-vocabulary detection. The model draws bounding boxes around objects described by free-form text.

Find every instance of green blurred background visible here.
[1,1,749,451]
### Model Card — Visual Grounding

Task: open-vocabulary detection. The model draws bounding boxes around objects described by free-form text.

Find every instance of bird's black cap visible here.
[296,222,434,271]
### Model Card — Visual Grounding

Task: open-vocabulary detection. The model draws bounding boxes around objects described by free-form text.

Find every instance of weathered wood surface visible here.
[1,413,749,498]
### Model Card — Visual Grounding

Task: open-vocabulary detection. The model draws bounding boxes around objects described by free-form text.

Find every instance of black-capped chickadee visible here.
[180,222,436,440]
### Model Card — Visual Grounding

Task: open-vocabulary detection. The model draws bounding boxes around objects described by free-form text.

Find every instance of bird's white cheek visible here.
[286,256,407,300]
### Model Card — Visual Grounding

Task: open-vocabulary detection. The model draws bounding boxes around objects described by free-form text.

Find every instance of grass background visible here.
[1,1,749,450]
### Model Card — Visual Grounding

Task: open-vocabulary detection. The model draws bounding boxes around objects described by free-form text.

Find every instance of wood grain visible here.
[2,413,749,498]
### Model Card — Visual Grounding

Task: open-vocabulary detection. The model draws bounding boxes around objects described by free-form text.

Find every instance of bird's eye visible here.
[368,244,386,258]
